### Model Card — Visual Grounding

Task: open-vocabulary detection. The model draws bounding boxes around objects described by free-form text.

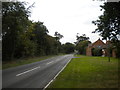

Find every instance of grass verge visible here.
[2,55,61,69]
[48,55,118,88]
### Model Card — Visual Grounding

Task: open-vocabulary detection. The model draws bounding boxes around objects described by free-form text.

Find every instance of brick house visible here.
[86,38,116,57]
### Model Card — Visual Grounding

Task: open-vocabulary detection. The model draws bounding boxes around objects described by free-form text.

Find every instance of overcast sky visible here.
[19,0,105,44]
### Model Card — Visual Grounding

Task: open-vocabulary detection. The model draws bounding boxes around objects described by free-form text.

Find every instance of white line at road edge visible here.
[16,66,40,76]
[43,57,72,90]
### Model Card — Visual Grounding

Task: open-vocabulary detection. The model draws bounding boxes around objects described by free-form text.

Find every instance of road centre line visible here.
[46,61,54,65]
[16,66,41,76]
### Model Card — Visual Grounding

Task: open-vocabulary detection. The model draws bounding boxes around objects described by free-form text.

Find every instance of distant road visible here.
[2,54,74,89]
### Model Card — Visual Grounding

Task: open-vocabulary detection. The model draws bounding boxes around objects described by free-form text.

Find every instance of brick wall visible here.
[86,46,92,56]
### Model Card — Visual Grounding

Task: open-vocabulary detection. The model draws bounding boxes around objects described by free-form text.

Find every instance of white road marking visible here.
[16,66,40,76]
[46,61,54,65]
[43,56,73,90]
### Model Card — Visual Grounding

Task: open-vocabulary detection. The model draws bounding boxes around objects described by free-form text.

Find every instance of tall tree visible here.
[2,2,65,61]
[92,2,120,58]
[54,31,63,54]
[75,34,89,45]
[54,31,63,41]
[75,34,91,55]
[2,2,31,60]
[76,40,91,55]
[32,21,49,56]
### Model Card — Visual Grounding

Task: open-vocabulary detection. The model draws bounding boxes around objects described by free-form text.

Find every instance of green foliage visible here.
[2,2,64,61]
[54,31,63,41]
[2,2,31,60]
[75,34,89,44]
[75,34,90,55]
[31,21,49,56]
[76,40,91,55]
[92,2,120,58]
[92,48,102,56]
[92,2,120,40]
[44,35,61,55]
[62,42,75,54]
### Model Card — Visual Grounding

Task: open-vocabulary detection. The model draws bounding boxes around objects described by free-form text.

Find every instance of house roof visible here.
[91,38,106,48]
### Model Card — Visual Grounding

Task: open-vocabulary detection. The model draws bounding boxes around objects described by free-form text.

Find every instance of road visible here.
[2,54,73,89]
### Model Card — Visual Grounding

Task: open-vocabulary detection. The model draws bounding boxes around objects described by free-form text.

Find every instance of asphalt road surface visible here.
[2,54,74,89]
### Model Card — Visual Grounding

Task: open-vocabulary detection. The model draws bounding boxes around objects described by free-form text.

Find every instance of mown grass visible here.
[2,55,61,69]
[48,55,119,88]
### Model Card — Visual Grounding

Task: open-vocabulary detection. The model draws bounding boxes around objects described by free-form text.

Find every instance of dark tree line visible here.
[2,2,73,61]
[62,42,75,54]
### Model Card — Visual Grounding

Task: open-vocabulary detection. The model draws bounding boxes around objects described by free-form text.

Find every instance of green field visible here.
[48,55,119,88]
